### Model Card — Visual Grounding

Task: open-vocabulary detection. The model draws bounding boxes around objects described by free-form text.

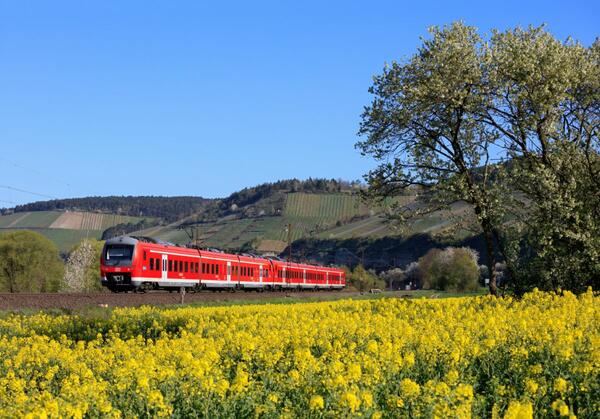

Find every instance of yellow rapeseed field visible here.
[0,290,598,418]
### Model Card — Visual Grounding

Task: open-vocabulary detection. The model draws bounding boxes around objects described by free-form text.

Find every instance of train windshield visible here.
[104,245,134,266]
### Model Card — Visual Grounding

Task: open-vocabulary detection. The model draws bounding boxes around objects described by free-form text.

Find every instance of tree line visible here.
[358,22,600,295]
[10,196,210,222]
[219,178,357,212]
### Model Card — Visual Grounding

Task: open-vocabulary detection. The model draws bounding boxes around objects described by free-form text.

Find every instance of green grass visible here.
[0,212,29,228]
[319,216,394,239]
[284,193,368,220]
[9,211,62,228]
[99,214,148,230]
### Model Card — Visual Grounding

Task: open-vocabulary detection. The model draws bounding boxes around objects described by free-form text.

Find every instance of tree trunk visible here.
[482,221,498,296]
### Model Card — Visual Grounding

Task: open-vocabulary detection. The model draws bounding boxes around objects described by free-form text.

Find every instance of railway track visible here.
[0,290,356,311]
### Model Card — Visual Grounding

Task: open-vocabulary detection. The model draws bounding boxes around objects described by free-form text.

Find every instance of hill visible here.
[134,189,473,263]
[0,210,151,252]
[0,179,478,267]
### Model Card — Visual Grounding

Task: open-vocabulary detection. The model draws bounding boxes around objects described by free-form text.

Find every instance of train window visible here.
[168,260,172,271]
[178,261,182,272]
[185,261,188,272]
[216,265,219,275]
[143,251,147,260]
[150,258,154,270]
[175,260,179,272]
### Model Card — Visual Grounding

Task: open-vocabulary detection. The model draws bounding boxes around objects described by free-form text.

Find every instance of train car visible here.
[100,236,346,292]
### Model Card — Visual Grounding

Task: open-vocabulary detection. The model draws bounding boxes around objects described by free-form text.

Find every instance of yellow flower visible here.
[309,395,324,410]
[554,378,569,394]
[525,379,539,394]
[400,378,421,397]
[551,400,570,417]
[456,383,474,400]
[342,392,361,413]
[362,391,374,408]
[445,369,459,384]
[288,369,300,382]
[503,400,533,419]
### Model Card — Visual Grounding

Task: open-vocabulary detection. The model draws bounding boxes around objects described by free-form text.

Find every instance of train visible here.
[100,236,346,292]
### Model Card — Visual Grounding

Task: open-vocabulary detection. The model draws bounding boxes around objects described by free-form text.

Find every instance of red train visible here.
[100,236,346,292]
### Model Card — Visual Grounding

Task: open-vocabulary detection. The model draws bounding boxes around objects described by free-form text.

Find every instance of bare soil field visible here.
[0,290,365,311]
[49,211,84,229]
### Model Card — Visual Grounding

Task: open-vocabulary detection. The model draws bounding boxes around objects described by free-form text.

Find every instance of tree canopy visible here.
[0,231,64,293]
[358,22,600,294]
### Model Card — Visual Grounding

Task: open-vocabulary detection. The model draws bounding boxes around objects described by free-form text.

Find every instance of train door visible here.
[227,261,232,284]
[303,269,306,285]
[162,254,168,281]
[259,266,263,284]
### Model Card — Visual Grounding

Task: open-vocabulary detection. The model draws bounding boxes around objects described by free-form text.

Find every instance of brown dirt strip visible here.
[0,290,363,311]
[50,212,84,229]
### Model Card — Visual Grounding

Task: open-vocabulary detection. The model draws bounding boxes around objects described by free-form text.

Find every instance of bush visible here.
[346,265,385,292]
[0,230,64,292]
[420,247,480,292]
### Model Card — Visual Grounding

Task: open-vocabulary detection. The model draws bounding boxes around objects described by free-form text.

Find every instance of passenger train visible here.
[100,236,346,292]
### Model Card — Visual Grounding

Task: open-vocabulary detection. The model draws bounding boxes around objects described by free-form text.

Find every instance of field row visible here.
[284,193,368,220]
[0,291,596,417]
[0,211,145,231]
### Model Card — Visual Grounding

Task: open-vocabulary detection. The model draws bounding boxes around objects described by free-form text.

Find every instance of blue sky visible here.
[1,1,598,206]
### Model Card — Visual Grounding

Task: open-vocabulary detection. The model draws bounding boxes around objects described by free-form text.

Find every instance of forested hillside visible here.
[12,196,210,222]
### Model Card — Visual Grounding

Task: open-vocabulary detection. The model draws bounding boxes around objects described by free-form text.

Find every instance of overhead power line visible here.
[0,157,75,188]
[0,184,58,200]
[0,199,19,205]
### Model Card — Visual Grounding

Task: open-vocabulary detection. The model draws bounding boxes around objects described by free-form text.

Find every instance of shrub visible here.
[0,230,64,292]
[346,265,385,291]
[420,247,480,292]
